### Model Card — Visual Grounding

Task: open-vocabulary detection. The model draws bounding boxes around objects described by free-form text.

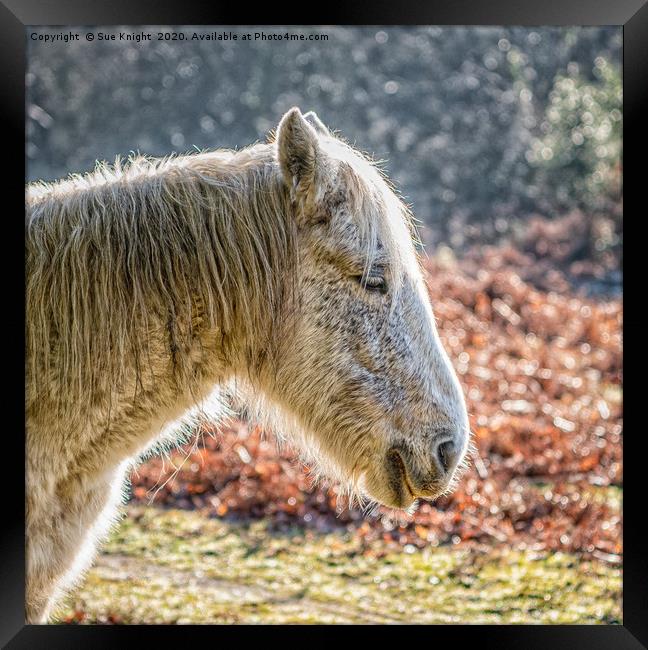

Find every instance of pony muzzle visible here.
[386,436,464,504]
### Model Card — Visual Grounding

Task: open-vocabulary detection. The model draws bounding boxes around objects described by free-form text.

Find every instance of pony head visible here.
[255,108,470,510]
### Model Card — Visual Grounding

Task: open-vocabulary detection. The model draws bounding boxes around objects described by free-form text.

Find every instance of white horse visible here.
[26,108,470,622]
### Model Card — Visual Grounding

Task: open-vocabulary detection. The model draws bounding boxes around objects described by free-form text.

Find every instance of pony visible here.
[25,108,470,622]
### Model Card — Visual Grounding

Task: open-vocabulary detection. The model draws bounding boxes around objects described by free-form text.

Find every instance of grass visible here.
[55,504,622,624]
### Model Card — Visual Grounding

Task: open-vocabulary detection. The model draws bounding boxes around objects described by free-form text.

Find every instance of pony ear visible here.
[303,111,330,137]
[276,107,321,200]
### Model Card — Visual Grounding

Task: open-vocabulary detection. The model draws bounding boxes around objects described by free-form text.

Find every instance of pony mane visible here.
[26,145,295,421]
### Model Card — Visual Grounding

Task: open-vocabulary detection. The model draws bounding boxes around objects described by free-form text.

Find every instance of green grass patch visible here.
[56,505,621,624]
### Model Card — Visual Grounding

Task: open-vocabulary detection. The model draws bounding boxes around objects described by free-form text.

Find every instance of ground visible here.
[57,504,621,625]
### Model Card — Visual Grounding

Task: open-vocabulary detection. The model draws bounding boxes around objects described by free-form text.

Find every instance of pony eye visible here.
[356,274,388,294]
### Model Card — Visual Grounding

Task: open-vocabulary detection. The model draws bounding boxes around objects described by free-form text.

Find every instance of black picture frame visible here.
[1,1,643,647]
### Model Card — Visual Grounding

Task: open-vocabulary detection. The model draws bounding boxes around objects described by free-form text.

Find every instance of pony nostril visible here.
[437,440,456,473]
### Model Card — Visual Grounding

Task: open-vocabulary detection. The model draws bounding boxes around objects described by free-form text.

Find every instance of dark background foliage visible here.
[27,26,621,252]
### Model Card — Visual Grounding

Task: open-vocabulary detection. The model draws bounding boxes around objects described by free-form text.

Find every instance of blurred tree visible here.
[525,57,622,215]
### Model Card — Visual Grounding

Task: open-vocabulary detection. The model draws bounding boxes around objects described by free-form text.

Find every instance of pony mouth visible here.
[384,448,450,508]
[385,448,418,508]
